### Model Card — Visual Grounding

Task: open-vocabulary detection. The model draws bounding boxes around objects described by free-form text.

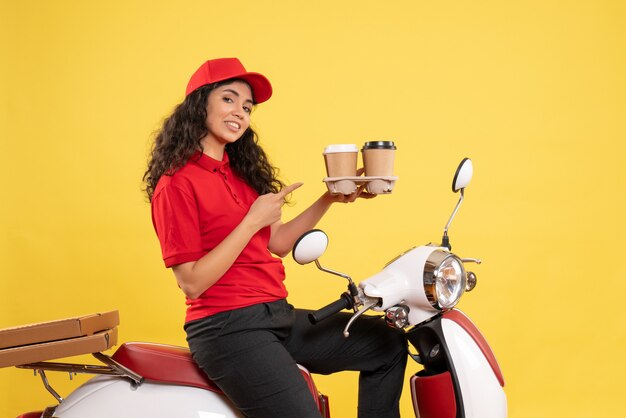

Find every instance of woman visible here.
[144,57,407,418]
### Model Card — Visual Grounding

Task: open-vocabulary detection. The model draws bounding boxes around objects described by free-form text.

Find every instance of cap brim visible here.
[237,72,272,104]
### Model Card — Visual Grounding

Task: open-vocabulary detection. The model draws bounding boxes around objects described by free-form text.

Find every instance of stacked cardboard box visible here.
[0,311,119,368]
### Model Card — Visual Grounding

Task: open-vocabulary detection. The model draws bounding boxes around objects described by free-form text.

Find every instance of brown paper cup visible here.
[362,148,395,176]
[362,141,396,194]
[323,144,358,194]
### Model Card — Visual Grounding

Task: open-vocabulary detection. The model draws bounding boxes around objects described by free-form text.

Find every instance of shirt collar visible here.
[191,150,230,172]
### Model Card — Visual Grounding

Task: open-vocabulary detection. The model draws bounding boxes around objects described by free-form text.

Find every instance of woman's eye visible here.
[223,97,233,103]
[243,106,251,113]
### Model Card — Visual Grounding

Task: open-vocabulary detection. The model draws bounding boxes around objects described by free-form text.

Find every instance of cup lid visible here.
[362,141,396,150]
[323,144,359,154]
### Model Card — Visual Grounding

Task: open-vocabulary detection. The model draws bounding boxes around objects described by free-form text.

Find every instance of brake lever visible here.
[343,298,380,338]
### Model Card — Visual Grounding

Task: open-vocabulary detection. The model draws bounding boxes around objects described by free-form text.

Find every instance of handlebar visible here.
[308,293,353,325]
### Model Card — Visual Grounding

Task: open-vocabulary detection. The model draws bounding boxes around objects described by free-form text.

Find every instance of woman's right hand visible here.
[173,181,303,299]
[245,183,303,230]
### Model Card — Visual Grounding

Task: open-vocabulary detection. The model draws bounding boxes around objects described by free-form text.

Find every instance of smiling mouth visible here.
[225,121,241,130]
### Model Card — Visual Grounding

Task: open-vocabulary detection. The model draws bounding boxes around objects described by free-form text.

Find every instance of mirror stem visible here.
[442,189,465,250]
[314,260,359,299]
[314,260,353,284]
[441,231,451,251]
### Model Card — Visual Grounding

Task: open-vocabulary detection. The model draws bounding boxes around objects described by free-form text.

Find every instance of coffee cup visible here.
[323,144,358,194]
[362,141,397,194]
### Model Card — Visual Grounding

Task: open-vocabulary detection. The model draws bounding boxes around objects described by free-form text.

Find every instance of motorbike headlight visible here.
[423,250,466,309]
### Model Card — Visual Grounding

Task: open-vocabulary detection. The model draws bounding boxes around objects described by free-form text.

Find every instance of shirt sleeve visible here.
[151,181,205,267]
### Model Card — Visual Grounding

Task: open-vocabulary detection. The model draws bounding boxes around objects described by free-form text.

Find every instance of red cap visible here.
[185,58,273,103]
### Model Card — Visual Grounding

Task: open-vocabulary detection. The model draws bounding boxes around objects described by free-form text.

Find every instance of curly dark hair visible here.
[143,80,285,201]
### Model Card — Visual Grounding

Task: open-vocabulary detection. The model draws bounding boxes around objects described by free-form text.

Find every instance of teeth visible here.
[226,121,240,129]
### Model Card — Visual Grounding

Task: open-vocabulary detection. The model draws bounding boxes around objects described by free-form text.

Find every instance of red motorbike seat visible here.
[111,342,323,407]
[112,342,222,393]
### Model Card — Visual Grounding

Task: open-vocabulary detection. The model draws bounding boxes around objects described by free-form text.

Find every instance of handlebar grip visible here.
[308,293,353,325]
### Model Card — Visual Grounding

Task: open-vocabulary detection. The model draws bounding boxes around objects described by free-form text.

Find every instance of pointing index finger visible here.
[278,182,304,198]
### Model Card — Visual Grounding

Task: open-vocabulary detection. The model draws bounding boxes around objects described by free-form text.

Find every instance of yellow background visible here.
[2,0,625,417]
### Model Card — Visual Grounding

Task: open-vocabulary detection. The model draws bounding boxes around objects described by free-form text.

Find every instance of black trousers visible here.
[185,299,407,418]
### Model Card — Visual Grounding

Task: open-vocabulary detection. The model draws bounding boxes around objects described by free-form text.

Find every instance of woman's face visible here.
[202,80,253,150]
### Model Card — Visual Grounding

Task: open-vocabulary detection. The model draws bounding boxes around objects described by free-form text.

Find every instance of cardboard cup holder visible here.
[323,176,398,195]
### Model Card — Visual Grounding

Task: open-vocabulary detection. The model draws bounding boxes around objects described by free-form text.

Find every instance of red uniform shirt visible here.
[151,151,287,322]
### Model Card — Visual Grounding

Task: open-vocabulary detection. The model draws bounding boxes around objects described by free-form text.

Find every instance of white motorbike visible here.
[8,158,506,418]
[292,157,507,418]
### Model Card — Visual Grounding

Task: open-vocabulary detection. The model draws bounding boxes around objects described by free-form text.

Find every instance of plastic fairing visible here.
[52,375,243,418]
[441,316,507,417]
[360,246,441,326]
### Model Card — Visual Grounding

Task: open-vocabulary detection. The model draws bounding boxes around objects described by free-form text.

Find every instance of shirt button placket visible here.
[221,170,243,207]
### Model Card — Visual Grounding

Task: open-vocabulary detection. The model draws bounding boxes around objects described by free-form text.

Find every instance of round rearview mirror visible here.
[452,158,473,192]
[292,230,329,265]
